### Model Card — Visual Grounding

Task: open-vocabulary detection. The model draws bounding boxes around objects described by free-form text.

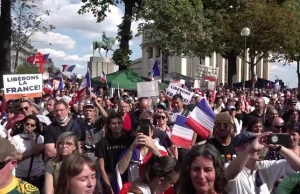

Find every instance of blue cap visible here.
[233,132,256,147]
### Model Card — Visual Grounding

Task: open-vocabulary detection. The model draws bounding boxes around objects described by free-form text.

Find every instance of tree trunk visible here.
[0,0,12,87]
[113,0,134,70]
[297,60,300,93]
[226,51,238,88]
[14,50,20,73]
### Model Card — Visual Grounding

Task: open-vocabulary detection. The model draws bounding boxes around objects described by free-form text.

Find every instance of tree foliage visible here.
[11,0,54,71]
[79,0,143,70]
[137,0,215,58]
[15,63,39,74]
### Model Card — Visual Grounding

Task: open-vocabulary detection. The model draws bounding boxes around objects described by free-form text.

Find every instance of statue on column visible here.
[93,31,116,57]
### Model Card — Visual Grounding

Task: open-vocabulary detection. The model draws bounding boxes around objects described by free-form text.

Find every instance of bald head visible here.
[255,97,265,111]
[272,117,284,133]
[140,98,150,111]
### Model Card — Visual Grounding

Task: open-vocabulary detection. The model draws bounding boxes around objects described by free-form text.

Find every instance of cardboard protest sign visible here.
[137,81,159,98]
[165,83,194,104]
[52,79,60,90]
[195,65,219,90]
[4,74,43,100]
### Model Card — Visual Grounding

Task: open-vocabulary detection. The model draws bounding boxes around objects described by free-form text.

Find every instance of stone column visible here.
[205,56,210,67]
[181,57,187,76]
[225,59,228,84]
[263,58,270,80]
[217,54,225,85]
[210,52,217,68]
[244,49,250,81]
[236,56,242,82]
[142,46,149,77]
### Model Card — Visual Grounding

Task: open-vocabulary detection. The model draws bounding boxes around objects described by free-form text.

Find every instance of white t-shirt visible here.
[229,160,295,194]
[11,134,45,177]
[128,185,152,194]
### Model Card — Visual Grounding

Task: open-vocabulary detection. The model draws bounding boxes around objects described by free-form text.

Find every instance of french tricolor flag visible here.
[186,99,216,139]
[100,71,106,83]
[171,115,194,149]
[43,79,53,95]
[76,69,91,101]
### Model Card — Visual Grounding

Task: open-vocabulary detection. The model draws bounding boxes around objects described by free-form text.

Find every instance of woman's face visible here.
[251,122,263,133]
[7,110,15,119]
[190,156,216,193]
[69,164,96,194]
[289,132,300,147]
[23,118,37,133]
[58,137,76,156]
[156,113,168,126]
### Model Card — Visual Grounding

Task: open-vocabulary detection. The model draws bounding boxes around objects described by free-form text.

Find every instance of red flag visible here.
[26,55,36,63]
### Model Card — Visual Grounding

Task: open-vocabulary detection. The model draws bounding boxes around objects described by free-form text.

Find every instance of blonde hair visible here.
[52,132,79,163]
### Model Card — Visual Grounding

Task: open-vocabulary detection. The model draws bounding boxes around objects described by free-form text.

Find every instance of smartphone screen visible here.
[140,125,150,136]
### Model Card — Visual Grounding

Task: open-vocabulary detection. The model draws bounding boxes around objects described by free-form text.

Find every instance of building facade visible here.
[11,39,37,73]
[131,36,270,85]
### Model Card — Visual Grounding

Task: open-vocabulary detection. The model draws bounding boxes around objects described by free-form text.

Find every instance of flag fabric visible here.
[57,76,64,90]
[100,71,106,83]
[43,79,53,95]
[72,73,77,83]
[62,64,76,72]
[266,82,272,89]
[186,99,216,140]
[274,81,281,90]
[26,55,36,63]
[42,54,49,63]
[149,60,160,80]
[171,115,194,149]
[76,69,91,101]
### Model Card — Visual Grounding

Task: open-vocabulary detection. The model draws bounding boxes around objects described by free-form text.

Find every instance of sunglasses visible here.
[156,116,166,120]
[7,111,14,114]
[25,123,36,128]
[0,160,12,170]
[20,107,29,111]
[274,124,284,129]
[59,142,74,147]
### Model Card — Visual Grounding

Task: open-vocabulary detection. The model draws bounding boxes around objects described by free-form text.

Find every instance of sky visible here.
[30,0,298,88]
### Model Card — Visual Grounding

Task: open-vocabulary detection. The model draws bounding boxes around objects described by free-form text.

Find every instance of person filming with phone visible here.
[116,117,167,193]
[225,131,300,194]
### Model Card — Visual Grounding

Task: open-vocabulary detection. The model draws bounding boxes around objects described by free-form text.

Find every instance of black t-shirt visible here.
[206,138,236,161]
[43,118,84,145]
[243,110,266,127]
[95,134,134,174]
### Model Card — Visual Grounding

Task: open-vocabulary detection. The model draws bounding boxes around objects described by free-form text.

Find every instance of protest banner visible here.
[195,65,219,90]
[165,83,194,104]
[137,81,159,98]
[4,74,43,100]
[52,79,60,90]
[194,80,200,89]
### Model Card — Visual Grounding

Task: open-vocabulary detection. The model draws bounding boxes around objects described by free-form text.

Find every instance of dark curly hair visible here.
[177,144,229,194]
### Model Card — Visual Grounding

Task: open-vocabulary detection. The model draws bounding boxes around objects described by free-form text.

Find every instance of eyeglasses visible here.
[7,111,14,114]
[25,122,36,128]
[59,142,73,147]
[156,116,166,120]
[0,160,12,170]
[20,107,29,111]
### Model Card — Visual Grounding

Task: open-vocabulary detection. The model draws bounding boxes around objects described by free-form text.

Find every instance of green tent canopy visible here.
[91,70,167,90]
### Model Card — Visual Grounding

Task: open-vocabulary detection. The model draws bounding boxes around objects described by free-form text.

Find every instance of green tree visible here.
[15,63,39,74]
[78,0,143,70]
[210,0,297,89]
[0,0,13,87]
[11,0,54,72]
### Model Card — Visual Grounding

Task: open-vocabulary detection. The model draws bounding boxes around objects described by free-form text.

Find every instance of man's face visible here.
[272,119,284,133]
[20,102,32,116]
[140,99,149,112]
[214,121,233,139]
[83,107,96,120]
[255,98,264,111]
[172,98,183,111]
[55,104,69,121]
[119,102,129,114]
[268,109,278,121]
[46,99,55,113]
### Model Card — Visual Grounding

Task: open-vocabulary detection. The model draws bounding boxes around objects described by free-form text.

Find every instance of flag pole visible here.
[88,68,91,93]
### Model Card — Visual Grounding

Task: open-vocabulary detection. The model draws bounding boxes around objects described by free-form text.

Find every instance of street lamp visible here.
[241,27,250,88]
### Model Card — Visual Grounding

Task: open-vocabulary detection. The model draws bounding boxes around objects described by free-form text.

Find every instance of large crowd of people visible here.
[1,82,300,194]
